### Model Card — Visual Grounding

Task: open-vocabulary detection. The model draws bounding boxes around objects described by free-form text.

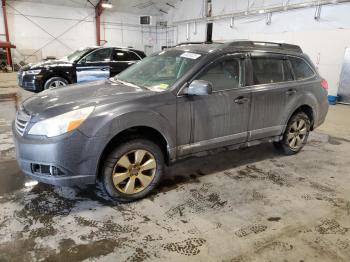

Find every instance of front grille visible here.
[17,71,24,86]
[15,109,31,136]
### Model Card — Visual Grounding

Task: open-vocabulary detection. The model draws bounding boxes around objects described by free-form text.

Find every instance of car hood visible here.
[22,59,72,70]
[22,79,154,118]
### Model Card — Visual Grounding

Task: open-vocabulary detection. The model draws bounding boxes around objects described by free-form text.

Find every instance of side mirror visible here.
[184,80,213,96]
[79,58,86,64]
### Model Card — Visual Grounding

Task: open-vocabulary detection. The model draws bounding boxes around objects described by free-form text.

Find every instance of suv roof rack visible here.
[175,41,223,46]
[226,41,303,53]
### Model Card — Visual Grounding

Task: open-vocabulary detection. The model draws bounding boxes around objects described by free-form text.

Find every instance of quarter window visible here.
[84,48,111,62]
[289,57,314,80]
[251,57,292,85]
[196,59,240,91]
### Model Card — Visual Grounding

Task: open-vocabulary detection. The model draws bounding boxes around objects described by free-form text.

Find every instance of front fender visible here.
[81,107,176,151]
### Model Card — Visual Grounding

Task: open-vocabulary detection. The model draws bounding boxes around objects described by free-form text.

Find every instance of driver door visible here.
[76,48,112,83]
[177,54,251,156]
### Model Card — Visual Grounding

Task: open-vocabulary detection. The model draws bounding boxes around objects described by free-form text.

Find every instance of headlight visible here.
[24,69,42,75]
[28,106,94,137]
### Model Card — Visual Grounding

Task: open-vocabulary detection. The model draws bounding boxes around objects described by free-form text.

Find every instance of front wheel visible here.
[43,77,68,90]
[274,112,310,155]
[101,139,164,202]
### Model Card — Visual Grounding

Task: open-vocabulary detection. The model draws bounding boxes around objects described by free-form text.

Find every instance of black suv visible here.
[17,46,146,92]
[13,41,328,202]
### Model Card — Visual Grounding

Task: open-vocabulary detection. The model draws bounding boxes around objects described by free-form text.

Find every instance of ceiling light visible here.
[102,2,113,8]
[25,180,38,187]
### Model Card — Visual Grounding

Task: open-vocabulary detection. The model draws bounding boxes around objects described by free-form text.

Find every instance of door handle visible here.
[101,67,110,71]
[286,89,297,95]
[234,96,249,104]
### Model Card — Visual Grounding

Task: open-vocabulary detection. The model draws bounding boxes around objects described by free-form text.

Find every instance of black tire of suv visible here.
[274,112,311,155]
[43,77,68,90]
[101,139,164,202]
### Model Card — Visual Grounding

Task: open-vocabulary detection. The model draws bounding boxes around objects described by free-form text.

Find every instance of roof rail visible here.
[226,41,303,53]
[175,41,222,46]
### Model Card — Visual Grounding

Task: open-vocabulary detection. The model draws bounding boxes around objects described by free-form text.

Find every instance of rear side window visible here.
[251,57,292,85]
[289,57,315,80]
[113,50,130,61]
[196,59,240,91]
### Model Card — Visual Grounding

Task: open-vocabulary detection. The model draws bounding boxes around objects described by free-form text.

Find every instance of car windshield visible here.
[115,50,202,91]
[66,48,91,62]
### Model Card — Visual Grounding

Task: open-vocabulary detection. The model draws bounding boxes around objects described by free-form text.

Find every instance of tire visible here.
[274,112,310,155]
[101,139,164,202]
[43,77,68,90]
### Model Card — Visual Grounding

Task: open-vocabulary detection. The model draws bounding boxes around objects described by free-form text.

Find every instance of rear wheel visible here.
[44,77,68,90]
[101,139,164,202]
[274,112,310,155]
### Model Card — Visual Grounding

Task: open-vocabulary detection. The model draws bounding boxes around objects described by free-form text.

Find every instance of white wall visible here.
[6,1,95,62]
[163,0,350,96]
[4,1,161,63]
[0,7,5,42]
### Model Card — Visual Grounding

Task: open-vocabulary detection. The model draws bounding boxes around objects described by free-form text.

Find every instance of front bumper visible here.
[17,72,44,92]
[12,123,106,186]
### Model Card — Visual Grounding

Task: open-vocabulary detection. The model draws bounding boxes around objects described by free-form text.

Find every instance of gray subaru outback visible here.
[13,41,329,202]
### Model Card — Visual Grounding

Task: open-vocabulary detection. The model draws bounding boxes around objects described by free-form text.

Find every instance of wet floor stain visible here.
[1,102,350,262]
[267,217,281,222]
[328,136,350,145]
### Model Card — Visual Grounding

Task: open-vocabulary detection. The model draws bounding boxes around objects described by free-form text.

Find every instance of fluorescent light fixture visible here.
[102,2,113,8]
[25,180,38,187]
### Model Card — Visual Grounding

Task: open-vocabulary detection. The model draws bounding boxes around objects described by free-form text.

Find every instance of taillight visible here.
[321,79,328,91]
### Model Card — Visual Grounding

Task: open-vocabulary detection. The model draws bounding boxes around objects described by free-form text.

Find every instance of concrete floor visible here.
[1,72,350,261]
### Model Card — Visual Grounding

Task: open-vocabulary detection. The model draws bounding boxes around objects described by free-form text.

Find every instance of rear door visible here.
[247,53,295,140]
[76,48,112,83]
[110,49,140,77]
[177,54,251,156]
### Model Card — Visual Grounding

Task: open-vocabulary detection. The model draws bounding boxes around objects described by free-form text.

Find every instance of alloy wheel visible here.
[112,149,157,194]
[48,80,67,89]
[287,119,307,149]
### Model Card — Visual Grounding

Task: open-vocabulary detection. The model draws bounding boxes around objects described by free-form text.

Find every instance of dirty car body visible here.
[13,41,328,198]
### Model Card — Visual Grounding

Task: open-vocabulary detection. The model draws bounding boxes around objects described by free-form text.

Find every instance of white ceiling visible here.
[8,0,180,15]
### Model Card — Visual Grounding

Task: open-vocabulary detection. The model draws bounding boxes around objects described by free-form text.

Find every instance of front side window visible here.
[66,48,92,62]
[84,48,111,63]
[251,57,294,85]
[289,57,315,80]
[116,50,202,91]
[195,59,240,91]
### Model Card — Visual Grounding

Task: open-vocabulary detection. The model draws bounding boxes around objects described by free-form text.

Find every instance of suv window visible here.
[113,50,130,61]
[251,57,292,85]
[196,59,240,91]
[85,48,111,62]
[128,51,140,61]
[289,57,314,80]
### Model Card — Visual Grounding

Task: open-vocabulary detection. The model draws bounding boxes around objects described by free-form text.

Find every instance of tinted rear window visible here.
[289,57,314,80]
[251,57,292,85]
